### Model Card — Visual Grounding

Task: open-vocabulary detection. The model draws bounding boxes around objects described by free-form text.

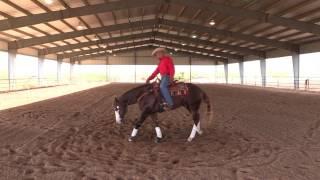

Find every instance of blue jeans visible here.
[160,75,174,107]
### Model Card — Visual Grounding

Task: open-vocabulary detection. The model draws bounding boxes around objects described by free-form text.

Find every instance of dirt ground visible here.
[0,83,320,180]
[0,82,109,110]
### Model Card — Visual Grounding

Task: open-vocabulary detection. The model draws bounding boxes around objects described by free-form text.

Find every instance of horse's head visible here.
[113,97,128,124]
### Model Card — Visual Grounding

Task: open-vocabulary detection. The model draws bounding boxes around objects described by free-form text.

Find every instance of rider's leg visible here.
[160,75,174,107]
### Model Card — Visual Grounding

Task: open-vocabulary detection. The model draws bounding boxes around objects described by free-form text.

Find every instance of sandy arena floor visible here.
[0,83,320,180]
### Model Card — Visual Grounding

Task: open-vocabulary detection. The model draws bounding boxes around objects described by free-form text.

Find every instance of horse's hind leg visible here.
[151,113,162,143]
[188,110,202,142]
[128,109,149,142]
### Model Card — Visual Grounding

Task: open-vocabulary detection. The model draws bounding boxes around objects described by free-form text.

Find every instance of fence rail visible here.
[0,77,70,93]
[1,75,320,93]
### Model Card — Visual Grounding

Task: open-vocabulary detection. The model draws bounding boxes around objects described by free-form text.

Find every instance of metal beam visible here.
[74,44,225,62]
[292,52,300,89]
[73,46,152,62]
[155,32,266,57]
[59,40,153,59]
[0,0,159,32]
[40,31,261,57]
[8,48,17,91]
[57,57,62,83]
[172,0,320,36]
[224,60,228,84]
[56,36,230,62]
[40,32,155,55]
[164,46,227,62]
[239,60,244,85]
[38,54,44,86]
[9,19,156,49]
[260,58,266,87]
[153,40,243,60]
[160,19,299,52]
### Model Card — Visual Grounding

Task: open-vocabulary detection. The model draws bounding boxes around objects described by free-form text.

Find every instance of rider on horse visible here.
[146,48,175,110]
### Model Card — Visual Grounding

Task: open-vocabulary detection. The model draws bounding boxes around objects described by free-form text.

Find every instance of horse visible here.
[113,82,211,142]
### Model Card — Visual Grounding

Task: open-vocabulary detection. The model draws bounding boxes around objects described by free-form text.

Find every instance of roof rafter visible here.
[68,39,232,61]
[9,20,156,49]
[9,18,299,53]
[58,40,154,59]
[71,46,151,62]
[39,31,264,57]
[153,40,243,60]
[39,32,155,55]
[155,32,265,57]
[74,45,226,63]
[161,19,299,52]
[171,0,320,36]
[0,0,159,32]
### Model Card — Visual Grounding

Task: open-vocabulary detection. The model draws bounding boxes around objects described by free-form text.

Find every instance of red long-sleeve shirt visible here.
[147,56,175,81]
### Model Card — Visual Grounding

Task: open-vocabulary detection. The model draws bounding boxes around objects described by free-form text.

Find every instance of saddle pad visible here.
[169,83,188,96]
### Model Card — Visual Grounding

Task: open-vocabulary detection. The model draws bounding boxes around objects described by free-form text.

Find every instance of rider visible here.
[146,48,175,110]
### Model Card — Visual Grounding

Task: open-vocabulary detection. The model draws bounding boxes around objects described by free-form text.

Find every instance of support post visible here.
[292,52,300,90]
[38,54,44,86]
[57,57,62,84]
[106,56,109,82]
[69,59,74,83]
[214,61,218,83]
[239,60,244,85]
[189,56,192,83]
[260,58,266,87]
[134,51,137,83]
[8,48,17,91]
[224,60,228,84]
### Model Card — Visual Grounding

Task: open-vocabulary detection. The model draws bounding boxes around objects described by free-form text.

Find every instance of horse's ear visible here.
[114,96,119,103]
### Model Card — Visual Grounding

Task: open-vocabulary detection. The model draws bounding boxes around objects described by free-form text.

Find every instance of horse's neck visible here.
[120,84,150,105]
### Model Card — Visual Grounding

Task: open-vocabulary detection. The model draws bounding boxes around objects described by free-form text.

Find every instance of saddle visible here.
[152,81,189,96]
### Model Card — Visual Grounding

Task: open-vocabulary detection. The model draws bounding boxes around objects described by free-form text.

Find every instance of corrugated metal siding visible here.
[81,59,107,65]
[191,57,215,65]
[109,56,134,65]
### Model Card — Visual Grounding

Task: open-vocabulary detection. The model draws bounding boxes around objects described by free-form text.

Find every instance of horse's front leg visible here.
[151,113,163,143]
[128,109,150,142]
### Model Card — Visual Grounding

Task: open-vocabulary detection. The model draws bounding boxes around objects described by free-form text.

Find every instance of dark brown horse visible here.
[113,83,211,142]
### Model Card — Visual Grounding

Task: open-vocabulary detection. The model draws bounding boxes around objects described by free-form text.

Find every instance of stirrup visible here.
[161,102,173,111]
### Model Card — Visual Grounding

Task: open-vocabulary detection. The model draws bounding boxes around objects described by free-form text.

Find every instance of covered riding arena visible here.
[1,0,320,179]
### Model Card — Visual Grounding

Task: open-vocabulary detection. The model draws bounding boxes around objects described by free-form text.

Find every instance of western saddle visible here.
[152,80,189,97]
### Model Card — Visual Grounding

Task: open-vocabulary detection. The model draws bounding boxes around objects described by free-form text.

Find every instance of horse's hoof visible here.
[154,137,162,143]
[187,137,193,142]
[128,137,134,142]
[197,130,203,135]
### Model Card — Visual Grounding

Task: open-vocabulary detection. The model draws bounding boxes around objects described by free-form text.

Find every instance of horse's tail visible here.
[201,90,211,113]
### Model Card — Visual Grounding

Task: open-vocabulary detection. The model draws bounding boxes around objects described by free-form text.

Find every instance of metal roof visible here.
[1,0,320,62]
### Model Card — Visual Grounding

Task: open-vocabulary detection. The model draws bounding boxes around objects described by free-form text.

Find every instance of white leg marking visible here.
[131,128,138,137]
[196,121,203,135]
[188,124,197,142]
[155,127,162,138]
[115,108,121,124]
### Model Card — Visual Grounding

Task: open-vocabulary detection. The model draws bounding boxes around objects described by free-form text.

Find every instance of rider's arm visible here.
[147,66,159,81]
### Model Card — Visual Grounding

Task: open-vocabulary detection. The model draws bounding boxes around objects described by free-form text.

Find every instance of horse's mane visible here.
[120,84,152,103]
[122,84,150,95]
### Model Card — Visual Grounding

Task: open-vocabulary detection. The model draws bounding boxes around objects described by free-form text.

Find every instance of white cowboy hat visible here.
[151,47,166,56]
